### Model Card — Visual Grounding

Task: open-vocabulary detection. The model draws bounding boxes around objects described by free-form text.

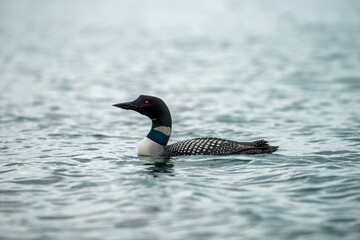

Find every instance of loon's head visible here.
[113,95,172,127]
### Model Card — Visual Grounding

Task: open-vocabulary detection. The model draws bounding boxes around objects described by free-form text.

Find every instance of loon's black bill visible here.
[112,102,138,110]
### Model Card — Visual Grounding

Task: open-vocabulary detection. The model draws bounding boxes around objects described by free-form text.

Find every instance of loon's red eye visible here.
[144,100,149,104]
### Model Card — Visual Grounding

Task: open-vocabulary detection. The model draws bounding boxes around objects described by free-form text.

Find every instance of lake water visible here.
[1,0,360,239]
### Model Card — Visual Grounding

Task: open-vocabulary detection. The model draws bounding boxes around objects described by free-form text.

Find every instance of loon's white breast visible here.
[138,137,165,156]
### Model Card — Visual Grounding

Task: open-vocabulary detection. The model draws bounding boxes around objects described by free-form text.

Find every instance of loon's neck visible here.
[138,119,172,156]
[146,120,172,146]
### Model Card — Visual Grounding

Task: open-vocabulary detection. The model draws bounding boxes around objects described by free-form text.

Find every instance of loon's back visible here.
[163,138,278,156]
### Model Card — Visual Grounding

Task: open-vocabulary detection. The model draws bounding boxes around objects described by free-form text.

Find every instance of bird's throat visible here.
[146,125,171,146]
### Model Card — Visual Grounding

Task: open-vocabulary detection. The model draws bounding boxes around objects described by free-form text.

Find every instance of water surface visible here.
[1,0,360,239]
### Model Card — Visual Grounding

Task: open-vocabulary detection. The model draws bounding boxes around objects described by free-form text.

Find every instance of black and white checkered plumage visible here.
[163,138,277,156]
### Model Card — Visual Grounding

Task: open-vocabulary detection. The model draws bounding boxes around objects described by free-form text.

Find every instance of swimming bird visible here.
[113,95,278,157]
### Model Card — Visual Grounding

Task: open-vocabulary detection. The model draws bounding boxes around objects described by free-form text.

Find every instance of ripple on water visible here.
[0,169,16,174]
[11,176,64,185]
[72,157,92,163]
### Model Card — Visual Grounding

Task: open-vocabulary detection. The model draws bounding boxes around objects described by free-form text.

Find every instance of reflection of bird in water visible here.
[144,162,174,176]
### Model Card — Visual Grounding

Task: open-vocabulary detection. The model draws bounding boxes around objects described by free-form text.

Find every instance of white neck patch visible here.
[153,126,171,136]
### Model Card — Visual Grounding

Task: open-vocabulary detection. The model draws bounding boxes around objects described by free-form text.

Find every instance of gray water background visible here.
[1,0,360,239]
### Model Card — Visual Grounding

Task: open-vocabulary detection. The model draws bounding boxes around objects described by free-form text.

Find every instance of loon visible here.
[113,95,278,157]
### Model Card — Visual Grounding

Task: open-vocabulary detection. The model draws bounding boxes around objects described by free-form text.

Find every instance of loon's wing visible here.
[163,137,278,156]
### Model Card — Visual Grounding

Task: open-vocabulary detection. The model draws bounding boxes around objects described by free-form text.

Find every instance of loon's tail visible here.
[236,139,279,154]
[261,145,279,153]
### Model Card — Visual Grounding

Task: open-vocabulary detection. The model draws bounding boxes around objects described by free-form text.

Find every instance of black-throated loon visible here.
[113,95,278,157]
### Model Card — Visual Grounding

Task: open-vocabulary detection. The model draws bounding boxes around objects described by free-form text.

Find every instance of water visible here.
[1,0,360,239]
